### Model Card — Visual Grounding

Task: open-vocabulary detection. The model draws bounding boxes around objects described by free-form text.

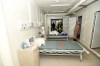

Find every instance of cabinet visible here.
[17,44,39,66]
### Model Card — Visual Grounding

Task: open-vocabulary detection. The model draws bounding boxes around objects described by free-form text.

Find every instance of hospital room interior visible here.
[0,0,100,66]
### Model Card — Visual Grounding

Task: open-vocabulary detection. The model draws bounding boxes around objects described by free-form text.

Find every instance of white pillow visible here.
[34,38,45,47]
[53,31,59,35]
[49,31,54,35]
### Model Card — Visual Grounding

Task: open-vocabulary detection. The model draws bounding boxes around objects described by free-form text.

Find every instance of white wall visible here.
[2,0,44,66]
[46,14,69,33]
[68,17,77,38]
[63,16,69,33]
[76,0,100,47]
[41,13,45,26]
[0,0,14,66]
[29,0,45,26]
[0,54,2,66]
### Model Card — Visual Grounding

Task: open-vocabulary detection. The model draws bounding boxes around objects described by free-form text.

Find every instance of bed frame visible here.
[39,41,84,61]
[47,34,69,40]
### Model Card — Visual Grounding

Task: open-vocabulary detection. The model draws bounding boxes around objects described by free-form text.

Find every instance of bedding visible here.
[34,38,46,47]
[47,32,68,40]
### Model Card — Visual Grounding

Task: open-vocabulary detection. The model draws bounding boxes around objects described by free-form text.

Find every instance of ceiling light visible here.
[55,0,59,2]
[50,4,70,7]
[52,11,65,13]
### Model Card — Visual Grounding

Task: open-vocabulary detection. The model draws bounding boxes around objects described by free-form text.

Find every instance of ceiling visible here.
[34,0,97,14]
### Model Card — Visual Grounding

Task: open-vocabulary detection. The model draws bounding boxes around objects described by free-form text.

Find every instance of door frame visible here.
[90,10,100,48]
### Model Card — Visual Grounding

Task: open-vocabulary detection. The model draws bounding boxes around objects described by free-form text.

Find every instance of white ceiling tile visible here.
[34,0,80,13]
[33,0,96,14]
[82,0,96,5]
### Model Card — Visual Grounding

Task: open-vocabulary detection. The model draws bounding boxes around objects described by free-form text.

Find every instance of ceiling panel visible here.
[71,6,83,13]
[82,0,96,5]
[33,0,97,14]
[34,0,80,14]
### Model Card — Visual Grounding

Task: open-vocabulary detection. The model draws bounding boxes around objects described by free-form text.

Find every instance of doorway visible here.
[91,11,100,54]
[51,19,63,33]
[77,16,82,39]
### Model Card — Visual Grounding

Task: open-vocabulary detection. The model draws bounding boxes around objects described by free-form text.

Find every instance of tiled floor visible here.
[93,48,100,54]
[40,53,100,66]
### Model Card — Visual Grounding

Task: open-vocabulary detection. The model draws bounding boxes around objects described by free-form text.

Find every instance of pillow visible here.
[29,37,34,44]
[21,42,28,49]
[53,30,59,35]
[49,31,54,35]
[26,37,34,47]
[34,38,45,47]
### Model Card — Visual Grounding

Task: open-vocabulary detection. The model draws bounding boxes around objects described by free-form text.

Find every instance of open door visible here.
[91,11,100,48]
[77,16,82,39]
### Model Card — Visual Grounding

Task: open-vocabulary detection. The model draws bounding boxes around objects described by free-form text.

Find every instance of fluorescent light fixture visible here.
[55,0,59,2]
[50,4,70,7]
[52,11,65,13]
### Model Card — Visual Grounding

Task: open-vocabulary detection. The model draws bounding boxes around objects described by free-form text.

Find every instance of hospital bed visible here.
[47,33,69,40]
[39,40,84,61]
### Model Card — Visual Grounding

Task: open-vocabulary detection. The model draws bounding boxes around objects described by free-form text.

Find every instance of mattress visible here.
[47,34,68,40]
[39,41,83,50]
[48,34,67,36]
[39,40,84,61]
